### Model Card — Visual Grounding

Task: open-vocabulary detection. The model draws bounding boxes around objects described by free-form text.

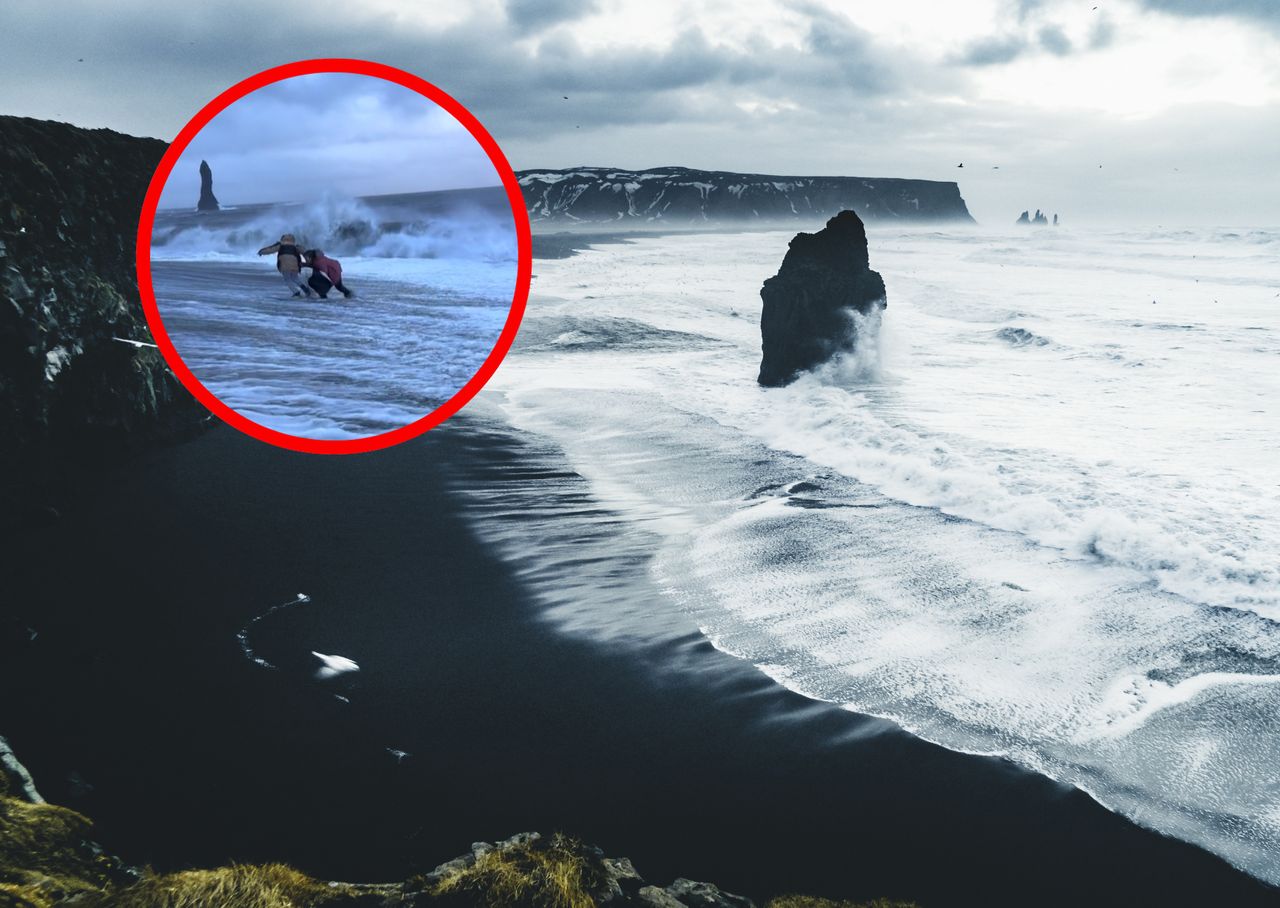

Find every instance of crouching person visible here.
[303,249,353,299]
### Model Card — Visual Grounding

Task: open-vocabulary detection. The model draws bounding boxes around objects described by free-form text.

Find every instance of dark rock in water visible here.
[757,209,887,387]
[519,165,974,225]
[996,326,1050,347]
[196,158,219,211]
[1032,209,1049,226]
[1053,213,1059,226]
[1017,209,1051,227]
[1016,210,1031,225]
[0,115,208,527]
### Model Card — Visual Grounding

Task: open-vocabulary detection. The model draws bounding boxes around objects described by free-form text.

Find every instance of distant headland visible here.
[517,166,975,226]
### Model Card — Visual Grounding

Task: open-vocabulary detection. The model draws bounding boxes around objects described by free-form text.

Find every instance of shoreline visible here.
[3,418,1276,906]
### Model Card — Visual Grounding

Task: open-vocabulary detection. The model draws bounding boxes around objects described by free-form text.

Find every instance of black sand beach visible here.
[2,418,1276,907]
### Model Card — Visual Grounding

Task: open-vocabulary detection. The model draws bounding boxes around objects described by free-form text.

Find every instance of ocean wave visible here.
[1089,670,1280,741]
[152,194,516,264]
[758,380,1280,617]
[515,315,727,353]
[994,326,1051,347]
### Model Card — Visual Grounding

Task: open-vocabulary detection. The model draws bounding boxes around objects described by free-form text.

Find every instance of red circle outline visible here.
[136,58,531,455]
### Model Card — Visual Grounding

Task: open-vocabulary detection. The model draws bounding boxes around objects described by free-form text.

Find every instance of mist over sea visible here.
[464,223,1280,884]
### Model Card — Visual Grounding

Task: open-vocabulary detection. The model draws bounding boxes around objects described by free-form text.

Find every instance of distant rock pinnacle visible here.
[197,159,219,212]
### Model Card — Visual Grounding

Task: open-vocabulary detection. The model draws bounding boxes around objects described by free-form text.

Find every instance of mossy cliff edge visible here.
[0,115,207,525]
[0,737,913,908]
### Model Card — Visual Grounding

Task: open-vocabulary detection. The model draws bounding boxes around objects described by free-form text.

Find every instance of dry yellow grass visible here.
[0,880,53,908]
[83,863,357,908]
[427,834,602,908]
[0,778,111,907]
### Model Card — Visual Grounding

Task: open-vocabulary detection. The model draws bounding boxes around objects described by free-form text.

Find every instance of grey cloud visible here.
[1141,0,1280,23]
[954,34,1030,66]
[1088,16,1116,49]
[1038,24,1072,55]
[507,0,599,33]
[788,2,897,92]
[1014,0,1050,22]
[0,0,910,143]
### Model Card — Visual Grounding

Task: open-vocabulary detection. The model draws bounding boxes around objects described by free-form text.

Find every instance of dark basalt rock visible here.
[197,158,219,211]
[1016,210,1031,225]
[0,115,207,527]
[757,209,887,387]
[665,878,757,908]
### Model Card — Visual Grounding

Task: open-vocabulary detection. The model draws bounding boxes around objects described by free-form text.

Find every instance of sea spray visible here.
[151,191,515,263]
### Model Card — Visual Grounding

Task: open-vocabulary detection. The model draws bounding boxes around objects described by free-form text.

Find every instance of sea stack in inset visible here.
[197,159,219,211]
[757,209,887,387]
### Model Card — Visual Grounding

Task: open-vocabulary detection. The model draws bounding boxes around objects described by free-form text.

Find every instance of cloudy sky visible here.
[154,72,503,207]
[3,0,1278,223]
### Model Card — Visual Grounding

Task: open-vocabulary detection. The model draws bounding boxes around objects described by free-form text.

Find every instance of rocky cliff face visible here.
[519,166,973,225]
[197,159,219,211]
[757,210,887,387]
[0,115,206,523]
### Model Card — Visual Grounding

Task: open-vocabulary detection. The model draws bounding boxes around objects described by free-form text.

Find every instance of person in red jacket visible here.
[302,249,354,299]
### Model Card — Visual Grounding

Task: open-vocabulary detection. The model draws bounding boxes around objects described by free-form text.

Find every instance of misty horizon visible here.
[155,180,506,212]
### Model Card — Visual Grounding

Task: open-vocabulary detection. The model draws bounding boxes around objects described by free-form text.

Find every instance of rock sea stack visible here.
[757,209,887,387]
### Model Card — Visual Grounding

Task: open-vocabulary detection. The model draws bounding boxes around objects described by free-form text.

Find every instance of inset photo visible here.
[142,63,527,449]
